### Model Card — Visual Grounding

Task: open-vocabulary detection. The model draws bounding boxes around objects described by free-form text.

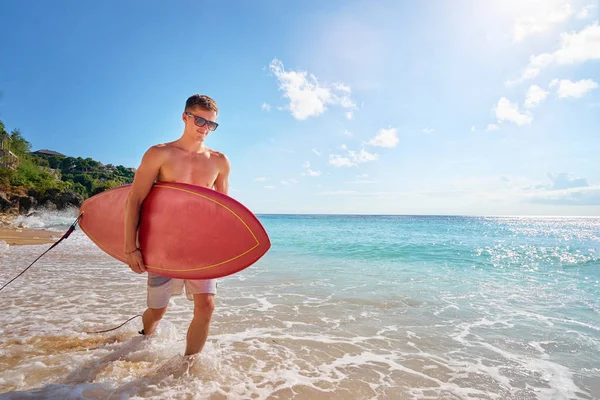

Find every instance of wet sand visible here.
[0,214,58,246]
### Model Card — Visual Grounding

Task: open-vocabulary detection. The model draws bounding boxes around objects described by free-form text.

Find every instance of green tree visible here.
[9,129,31,156]
[47,155,65,169]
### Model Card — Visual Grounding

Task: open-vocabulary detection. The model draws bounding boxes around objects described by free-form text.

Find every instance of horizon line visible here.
[253,213,600,218]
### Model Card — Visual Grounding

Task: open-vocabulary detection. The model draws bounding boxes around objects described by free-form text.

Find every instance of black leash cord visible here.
[1,213,142,335]
[0,214,83,293]
[83,314,143,334]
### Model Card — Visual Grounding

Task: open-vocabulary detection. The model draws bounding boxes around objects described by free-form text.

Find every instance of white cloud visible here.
[527,186,600,205]
[348,149,379,163]
[577,3,597,19]
[346,111,354,119]
[315,190,395,197]
[261,103,271,112]
[513,3,573,42]
[471,125,476,132]
[546,172,588,189]
[268,58,357,120]
[329,154,355,167]
[422,127,434,134]
[255,177,269,182]
[367,127,399,148]
[334,82,351,93]
[312,148,321,156]
[519,22,600,81]
[343,130,353,136]
[494,97,533,125]
[329,148,379,167]
[266,147,295,154]
[339,144,347,150]
[280,179,299,185]
[523,172,600,205]
[418,173,600,210]
[524,85,550,108]
[518,171,589,191]
[315,190,358,195]
[345,180,376,184]
[264,185,275,190]
[550,78,598,98]
[357,173,369,178]
[302,161,322,177]
[486,124,500,131]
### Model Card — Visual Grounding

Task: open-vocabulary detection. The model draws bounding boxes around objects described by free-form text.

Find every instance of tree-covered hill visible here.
[0,120,135,214]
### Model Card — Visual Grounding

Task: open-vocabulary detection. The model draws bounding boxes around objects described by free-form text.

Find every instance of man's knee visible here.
[193,294,215,319]
[149,306,168,320]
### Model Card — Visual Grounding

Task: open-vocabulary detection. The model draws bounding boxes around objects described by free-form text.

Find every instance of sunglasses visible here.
[185,112,219,131]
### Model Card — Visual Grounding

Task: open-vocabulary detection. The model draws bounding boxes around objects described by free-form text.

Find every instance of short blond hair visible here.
[185,94,218,114]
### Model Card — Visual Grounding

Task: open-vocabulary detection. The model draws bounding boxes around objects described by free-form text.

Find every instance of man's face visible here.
[183,107,218,141]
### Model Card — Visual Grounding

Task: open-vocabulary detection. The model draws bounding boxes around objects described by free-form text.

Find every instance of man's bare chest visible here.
[159,156,219,188]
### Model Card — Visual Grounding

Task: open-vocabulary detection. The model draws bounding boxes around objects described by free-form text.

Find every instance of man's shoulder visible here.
[209,148,226,158]
[149,142,173,151]
[142,143,172,163]
[209,149,231,170]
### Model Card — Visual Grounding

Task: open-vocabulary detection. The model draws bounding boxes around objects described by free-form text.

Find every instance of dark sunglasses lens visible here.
[194,116,207,127]
[192,115,217,131]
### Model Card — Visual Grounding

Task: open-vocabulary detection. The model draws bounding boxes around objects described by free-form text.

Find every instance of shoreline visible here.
[0,226,58,246]
[0,214,58,246]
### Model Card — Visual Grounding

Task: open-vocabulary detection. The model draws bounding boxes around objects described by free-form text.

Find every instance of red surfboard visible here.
[78,182,270,280]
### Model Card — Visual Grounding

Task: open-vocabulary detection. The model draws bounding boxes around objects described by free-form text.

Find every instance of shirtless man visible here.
[124,94,230,356]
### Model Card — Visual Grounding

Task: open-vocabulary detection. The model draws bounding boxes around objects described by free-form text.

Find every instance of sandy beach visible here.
[0,214,58,246]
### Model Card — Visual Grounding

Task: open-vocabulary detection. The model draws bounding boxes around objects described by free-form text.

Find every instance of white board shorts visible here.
[147,273,217,309]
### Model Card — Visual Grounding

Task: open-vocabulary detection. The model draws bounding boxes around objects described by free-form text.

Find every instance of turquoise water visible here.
[263,215,599,306]
[256,215,600,397]
[1,213,599,399]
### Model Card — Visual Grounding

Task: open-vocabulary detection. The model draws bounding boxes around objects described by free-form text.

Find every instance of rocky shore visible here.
[0,188,83,215]
[0,212,58,246]
[0,193,67,247]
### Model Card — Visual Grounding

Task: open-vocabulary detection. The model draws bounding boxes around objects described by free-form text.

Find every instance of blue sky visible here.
[1,0,598,216]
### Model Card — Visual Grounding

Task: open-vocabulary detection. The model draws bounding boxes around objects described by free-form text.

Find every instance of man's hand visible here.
[126,249,146,274]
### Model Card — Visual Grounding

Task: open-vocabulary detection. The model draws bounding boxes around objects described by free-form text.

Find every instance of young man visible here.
[124,94,230,356]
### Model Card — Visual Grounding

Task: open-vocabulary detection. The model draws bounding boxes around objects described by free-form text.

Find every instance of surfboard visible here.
[78,182,270,280]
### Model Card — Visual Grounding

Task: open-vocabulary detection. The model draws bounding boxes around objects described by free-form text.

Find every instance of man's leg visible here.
[142,306,168,335]
[143,273,182,335]
[185,293,215,356]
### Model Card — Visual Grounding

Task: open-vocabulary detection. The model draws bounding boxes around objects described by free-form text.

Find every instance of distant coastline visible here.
[1,120,134,217]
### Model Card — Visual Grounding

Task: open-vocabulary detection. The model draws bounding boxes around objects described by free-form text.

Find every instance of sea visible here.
[0,210,599,400]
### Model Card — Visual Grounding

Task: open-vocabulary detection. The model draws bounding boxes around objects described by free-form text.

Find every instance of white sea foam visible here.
[12,207,80,231]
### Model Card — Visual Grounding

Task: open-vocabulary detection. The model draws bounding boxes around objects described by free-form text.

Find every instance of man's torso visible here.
[154,143,222,189]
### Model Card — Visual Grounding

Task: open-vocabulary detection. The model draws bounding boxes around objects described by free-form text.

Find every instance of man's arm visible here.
[213,153,231,195]
[124,145,165,273]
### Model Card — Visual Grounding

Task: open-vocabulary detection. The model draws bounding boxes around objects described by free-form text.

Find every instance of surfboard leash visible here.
[1,213,145,335]
[0,213,83,293]
[83,314,143,334]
